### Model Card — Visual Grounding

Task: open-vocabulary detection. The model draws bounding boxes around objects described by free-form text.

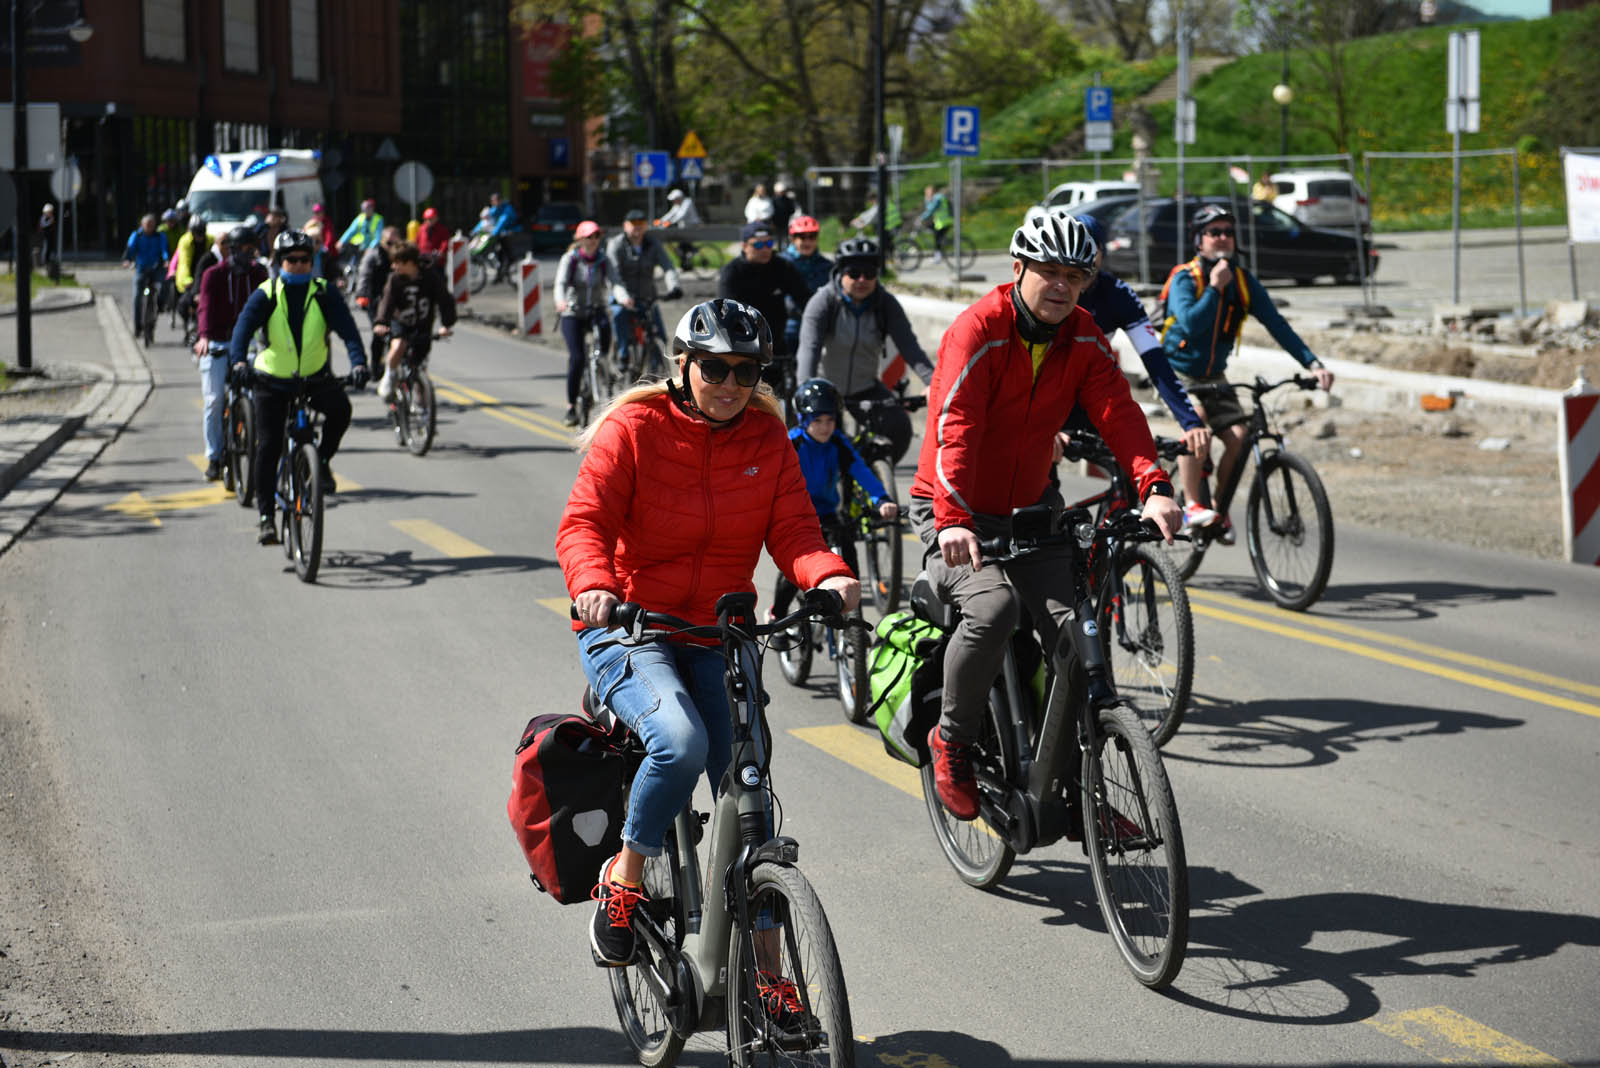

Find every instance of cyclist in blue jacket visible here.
[485,191,520,260]
[781,214,831,353]
[122,214,170,337]
[768,378,898,630]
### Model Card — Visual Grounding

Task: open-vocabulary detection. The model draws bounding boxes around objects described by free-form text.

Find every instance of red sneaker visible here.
[927,726,980,821]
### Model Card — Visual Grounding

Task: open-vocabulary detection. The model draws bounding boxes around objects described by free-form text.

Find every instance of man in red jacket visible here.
[908,207,1181,820]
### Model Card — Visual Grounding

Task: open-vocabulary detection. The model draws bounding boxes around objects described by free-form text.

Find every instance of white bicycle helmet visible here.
[1009,206,1098,271]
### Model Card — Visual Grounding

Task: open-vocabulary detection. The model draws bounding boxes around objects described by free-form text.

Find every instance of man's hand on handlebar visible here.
[1310,365,1335,391]
[1182,425,1212,457]
[1141,495,1182,544]
[575,588,621,629]
[939,525,983,572]
[818,574,861,614]
[877,500,900,521]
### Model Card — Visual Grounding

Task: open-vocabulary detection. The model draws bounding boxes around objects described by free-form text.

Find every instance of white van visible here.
[185,149,325,237]
[1043,179,1141,209]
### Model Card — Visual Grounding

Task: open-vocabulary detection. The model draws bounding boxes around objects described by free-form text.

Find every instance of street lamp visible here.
[9,1,93,373]
[1272,48,1292,164]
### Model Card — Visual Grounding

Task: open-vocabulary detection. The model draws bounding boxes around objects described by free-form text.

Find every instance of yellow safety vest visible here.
[254,277,331,378]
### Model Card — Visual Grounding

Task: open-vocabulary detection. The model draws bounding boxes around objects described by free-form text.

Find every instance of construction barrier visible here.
[1558,374,1600,565]
[518,254,543,336]
[447,233,469,306]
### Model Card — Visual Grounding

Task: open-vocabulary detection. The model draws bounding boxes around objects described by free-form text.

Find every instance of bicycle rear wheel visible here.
[954,233,978,271]
[866,460,903,616]
[726,862,854,1068]
[290,443,324,583]
[1246,450,1333,611]
[777,621,814,686]
[1097,543,1193,747]
[836,614,871,725]
[142,288,156,347]
[921,685,1016,889]
[468,257,488,294]
[229,396,255,506]
[404,370,436,456]
[892,237,923,273]
[608,826,688,1067]
[1083,703,1188,989]
[1166,490,1209,580]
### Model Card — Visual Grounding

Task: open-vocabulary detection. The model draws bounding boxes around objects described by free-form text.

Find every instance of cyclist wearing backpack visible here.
[768,378,899,631]
[795,237,933,463]
[228,229,370,545]
[1161,204,1333,535]
[909,206,1180,822]
[556,299,859,968]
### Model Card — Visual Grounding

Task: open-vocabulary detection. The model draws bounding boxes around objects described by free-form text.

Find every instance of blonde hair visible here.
[573,357,783,451]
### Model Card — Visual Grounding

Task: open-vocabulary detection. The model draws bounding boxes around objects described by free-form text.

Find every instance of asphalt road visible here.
[1,276,1598,1068]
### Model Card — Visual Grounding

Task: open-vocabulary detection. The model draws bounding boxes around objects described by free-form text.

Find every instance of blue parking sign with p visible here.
[943,106,980,157]
[1085,87,1113,123]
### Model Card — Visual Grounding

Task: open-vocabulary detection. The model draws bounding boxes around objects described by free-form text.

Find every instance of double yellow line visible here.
[1186,585,1600,719]
[431,374,576,445]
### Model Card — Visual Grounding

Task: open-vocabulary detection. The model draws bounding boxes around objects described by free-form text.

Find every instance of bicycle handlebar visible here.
[570,587,847,641]
[1185,373,1321,401]
[1059,429,1188,466]
[976,507,1168,565]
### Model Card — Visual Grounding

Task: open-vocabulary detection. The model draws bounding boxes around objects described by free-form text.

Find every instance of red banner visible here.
[521,21,570,102]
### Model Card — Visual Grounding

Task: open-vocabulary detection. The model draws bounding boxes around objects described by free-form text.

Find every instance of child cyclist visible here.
[769,377,898,631]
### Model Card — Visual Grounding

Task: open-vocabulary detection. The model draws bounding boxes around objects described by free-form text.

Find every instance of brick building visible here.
[3,0,590,255]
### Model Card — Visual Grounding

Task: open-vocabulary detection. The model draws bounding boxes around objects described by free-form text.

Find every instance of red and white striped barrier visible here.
[447,234,469,306]
[1559,375,1600,565]
[518,254,543,336]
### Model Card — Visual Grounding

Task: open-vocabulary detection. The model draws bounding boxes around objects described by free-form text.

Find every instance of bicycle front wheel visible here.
[1097,543,1193,747]
[230,398,255,507]
[1083,703,1188,989]
[837,614,871,725]
[1246,450,1334,611]
[405,371,436,456]
[867,460,903,616]
[892,237,923,273]
[726,862,854,1068]
[777,621,814,686]
[608,827,688,1066]
[954,233,978,271]
[468,257,488,294]
[290,443,324,583]
[921,685,1016,889]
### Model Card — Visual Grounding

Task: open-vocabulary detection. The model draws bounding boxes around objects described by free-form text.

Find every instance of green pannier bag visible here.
[866,610,948,767]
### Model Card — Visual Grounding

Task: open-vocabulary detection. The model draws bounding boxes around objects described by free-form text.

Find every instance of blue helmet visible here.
[793,378,840,422]
[1073,213,1108,256]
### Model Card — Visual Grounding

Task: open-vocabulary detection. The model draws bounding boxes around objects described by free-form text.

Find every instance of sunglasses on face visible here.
[283,254,312,265]
[844,266,878,280]
[748,239,776,250]
[794,232,818,240]
[1203,227,1235,238]
[692,356,763,387]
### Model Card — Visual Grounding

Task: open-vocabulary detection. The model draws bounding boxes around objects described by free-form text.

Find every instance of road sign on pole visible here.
[50,158,82,202]
[1446,30,1480,133]
[677,156,704,181]
[1085,86,1113,123]
[676,130,707,159]
[634,151,671,188]
[943,106,980,157]
[393,160,434,220]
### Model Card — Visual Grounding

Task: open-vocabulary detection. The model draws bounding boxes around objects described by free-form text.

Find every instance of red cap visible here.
[422,207,438,220]
[574,220,601,239]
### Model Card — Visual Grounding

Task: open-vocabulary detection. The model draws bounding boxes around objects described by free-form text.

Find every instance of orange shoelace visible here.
[592,880,646,928]
[756,972,804,1014]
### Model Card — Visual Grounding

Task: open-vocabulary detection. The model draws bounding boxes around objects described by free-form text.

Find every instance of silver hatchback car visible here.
[1269,169,1372,232]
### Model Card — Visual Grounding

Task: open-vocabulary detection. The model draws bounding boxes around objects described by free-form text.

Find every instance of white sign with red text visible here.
[1564,151,1600,244]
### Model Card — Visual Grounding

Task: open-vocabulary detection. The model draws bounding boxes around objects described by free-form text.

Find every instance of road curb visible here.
[0,286,97,317]
[0,295,154,557]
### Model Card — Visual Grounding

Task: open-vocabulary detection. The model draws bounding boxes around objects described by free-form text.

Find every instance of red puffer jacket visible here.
[911,284,1169,531]
[557,392,852,630]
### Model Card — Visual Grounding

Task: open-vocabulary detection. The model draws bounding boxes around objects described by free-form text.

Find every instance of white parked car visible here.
[1269,169,1371,232]
[1043,180,1141,210]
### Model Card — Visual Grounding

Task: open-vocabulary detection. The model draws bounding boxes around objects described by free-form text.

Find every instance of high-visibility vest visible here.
[254,277,331,378]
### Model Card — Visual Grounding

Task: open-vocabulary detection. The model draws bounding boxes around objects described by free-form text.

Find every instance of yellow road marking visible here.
[432,375,575,443]
[1190,599,1600,719]
[1367,1006,1570,1065]
[537,596,573,618]
[789,725,923,799]
[1186,586,1600,700]
[107,486,231,526]
[389,519,492,558]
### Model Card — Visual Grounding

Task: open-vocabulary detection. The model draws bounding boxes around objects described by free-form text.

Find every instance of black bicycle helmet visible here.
[188,214,208,236]
[1009,206,1097,271]
[793,378,840,421]
[1190,203,1237,247]
[227,225,257,248]
[834,236,881,269]
[273,228,316,259]
[671,298,773,365]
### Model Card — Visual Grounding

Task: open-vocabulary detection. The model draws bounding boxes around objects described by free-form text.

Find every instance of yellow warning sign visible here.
[676,130,707,159]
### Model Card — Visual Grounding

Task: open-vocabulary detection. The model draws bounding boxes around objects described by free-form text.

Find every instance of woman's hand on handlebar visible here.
[574,588,621,629]
[1311,365,1335,391]
[939,525,983,572]
[1140,495,1182,544]
[1181,425,1211,458]
[818,574,861,614]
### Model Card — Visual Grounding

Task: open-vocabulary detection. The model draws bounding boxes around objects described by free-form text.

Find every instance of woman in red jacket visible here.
[556,298,859,969]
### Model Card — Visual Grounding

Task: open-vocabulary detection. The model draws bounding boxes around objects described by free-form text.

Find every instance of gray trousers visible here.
[909,492,1076,744]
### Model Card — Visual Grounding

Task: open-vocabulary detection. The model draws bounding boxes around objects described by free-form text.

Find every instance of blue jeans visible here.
[577,628,732,857]
[608,301,666,375]
[199,348,228,461]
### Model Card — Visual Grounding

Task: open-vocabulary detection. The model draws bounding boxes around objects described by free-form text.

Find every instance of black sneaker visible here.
[589,855,646,967]
[257,514,279,545]
[319,462,336,494]
[204,458,223,481]
[564,403,581,427]
[756,971,819,1043]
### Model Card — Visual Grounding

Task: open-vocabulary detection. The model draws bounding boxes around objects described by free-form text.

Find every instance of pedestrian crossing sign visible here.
[678,157,704,180]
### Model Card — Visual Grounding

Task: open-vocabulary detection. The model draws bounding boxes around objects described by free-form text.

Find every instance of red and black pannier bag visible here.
[507,711,636,904]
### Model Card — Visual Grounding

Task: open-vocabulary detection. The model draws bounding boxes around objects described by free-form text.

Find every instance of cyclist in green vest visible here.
[228,229,371,545]
[918,184,954,263]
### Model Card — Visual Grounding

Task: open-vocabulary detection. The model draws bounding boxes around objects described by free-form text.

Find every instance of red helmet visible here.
[422,207,438,220]
[788,214,820,236]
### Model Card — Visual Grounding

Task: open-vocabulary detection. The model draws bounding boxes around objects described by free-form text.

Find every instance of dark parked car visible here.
[1049,193,1141,231]
[527,200,585,253]
[1103,195,1379,286]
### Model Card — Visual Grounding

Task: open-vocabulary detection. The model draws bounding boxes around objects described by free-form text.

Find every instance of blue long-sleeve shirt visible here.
[124,230,170,272]
[488,202,520,239]
[791,426,889,518]
[227,280,367,373]
[1078,269,1202,432]
[1162,260,1317,380]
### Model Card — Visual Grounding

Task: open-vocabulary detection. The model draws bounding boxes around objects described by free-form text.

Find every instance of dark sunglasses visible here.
[793,231,819,239]
[747,239,776,250]
[844,265,878,280]
[691,356,763,387]
[282,254,313,265]
[1203,227,1235,238]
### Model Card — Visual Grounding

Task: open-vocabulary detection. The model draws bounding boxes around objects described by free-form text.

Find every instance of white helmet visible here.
[667,189,683,201]
[1009,206,1097,271]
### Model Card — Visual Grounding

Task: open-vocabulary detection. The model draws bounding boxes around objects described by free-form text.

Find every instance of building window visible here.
[289,0,320,83]
[222,0,259,74]
[143,0,186,62]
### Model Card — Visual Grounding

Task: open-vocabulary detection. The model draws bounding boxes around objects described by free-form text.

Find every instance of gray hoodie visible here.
[795,268,932,396]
